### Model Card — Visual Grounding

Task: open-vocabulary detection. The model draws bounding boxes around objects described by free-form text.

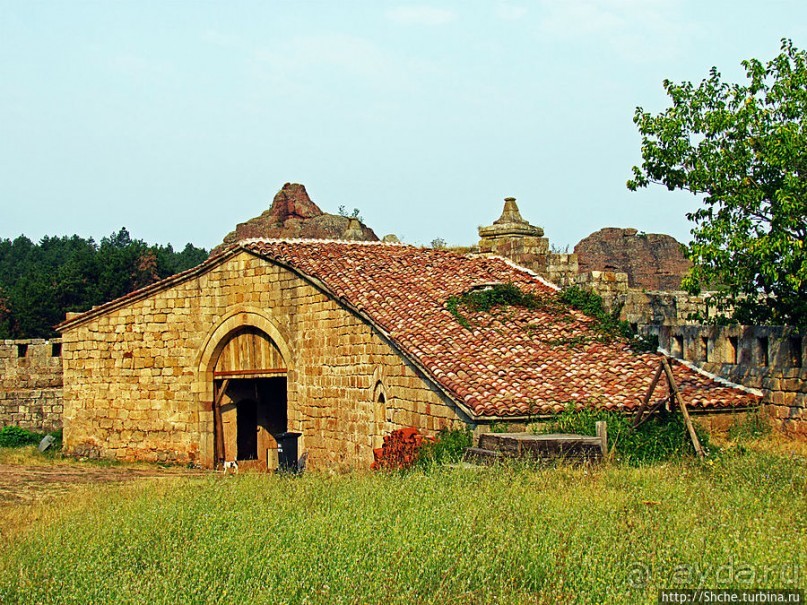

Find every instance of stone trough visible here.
[465,425,608,464]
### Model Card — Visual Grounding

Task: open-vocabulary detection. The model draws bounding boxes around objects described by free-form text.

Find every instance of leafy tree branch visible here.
[628,39,807,327]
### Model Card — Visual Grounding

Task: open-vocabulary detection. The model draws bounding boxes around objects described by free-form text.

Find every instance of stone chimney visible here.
[478,197,550,272]
[477,196,579,286]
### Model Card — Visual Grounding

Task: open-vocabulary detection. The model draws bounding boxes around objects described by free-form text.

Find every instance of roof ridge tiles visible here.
[493,256,562,291]
[658,349,765,397]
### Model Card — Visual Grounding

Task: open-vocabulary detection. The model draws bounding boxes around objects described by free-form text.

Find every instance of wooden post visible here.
[595,421,608,457]
[661,358,705,459]
[634,362,664,427]
[213,378,230,468]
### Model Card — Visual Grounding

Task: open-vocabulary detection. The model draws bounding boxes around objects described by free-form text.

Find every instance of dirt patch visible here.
[0,463,206,506]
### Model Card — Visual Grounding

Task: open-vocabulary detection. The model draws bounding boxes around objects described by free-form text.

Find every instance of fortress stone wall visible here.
[652,325,806,437]
[0,338,63,433]
[573,271,717,327]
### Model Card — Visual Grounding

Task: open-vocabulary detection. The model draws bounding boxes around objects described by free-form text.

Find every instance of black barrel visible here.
[274,432,302,473]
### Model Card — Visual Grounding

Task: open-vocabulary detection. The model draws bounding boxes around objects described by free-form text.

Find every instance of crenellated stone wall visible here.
[652,325,806,436]
[0,339,64,433]
[60,251,469,470]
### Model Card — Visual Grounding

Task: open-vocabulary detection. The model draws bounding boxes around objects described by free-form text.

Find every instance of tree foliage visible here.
[0,229,208,339]
[628,39,807,327]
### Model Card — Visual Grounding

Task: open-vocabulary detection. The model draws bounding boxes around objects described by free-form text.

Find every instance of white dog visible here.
[222,460,239,474]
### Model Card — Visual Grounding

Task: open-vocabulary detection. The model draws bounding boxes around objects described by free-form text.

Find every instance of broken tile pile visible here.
[371,427,432,470]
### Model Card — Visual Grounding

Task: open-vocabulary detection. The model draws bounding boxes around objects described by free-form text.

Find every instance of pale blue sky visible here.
[1,1,804,250]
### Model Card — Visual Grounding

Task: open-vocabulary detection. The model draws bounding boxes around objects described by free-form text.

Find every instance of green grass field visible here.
[0,445,804,604]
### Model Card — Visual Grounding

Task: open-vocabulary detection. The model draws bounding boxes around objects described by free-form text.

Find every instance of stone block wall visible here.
[619,291,713,327]
[574,272,714,328]
[546,253,578,287]
[574,271,630,314]
[478,235,551,275]
[61,252,469,470]
[0,339,64,433]
[654,325,806,436]
[574,270,630,297]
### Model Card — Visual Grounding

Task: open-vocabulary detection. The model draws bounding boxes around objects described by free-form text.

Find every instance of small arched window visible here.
[373,382,388,448]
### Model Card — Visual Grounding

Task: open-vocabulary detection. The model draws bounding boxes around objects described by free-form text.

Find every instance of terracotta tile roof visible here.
[240,240,760,418]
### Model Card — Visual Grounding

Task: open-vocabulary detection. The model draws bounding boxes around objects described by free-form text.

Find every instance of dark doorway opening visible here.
[256,377,288,437]
[214,376,288,466]
[237,399,258,460]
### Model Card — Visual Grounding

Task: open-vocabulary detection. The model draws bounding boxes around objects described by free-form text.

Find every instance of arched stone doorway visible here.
[203,320,290,470]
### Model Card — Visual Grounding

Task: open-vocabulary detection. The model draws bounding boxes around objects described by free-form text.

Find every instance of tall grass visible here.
[538,406,713,464]
[0,450,804,604]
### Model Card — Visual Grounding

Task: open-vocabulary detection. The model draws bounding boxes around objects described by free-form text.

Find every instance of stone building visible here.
[57,239,758,469]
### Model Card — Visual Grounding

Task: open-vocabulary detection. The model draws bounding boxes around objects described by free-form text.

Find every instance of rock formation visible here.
[574,228,691,290]
[215,183,378,254]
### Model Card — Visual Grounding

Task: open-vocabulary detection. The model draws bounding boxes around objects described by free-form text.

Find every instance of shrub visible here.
[372,427,475,470]
[446,283,546,329]
[417,428,473,467]
[539,405,712,465]
[0,426,44,448]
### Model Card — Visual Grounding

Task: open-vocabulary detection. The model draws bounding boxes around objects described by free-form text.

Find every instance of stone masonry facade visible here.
[0,338,64,433]
[60,251,468,469]
[574,272,716,327]
[654,325,806,437]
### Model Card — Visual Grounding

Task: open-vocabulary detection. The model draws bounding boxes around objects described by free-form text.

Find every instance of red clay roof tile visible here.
[242,240,760,417]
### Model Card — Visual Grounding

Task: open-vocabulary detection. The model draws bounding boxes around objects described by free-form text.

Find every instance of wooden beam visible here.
[633,399,667,429]
[213,368,287,378]
[633,362,664,427]
[661,357,705,459]
[213,378,230,467]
